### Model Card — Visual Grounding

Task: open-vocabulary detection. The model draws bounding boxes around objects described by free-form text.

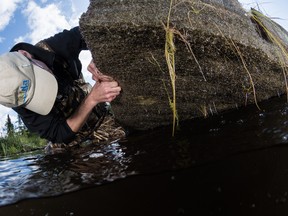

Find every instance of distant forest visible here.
[0,115,46,156]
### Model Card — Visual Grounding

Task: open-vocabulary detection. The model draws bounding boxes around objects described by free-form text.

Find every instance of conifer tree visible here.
[5,115,14,137]
[16,114,27,134]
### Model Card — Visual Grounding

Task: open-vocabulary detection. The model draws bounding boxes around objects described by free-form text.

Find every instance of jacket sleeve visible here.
[13,107,76,144]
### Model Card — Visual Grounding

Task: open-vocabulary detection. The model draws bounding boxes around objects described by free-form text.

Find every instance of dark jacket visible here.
[11,27,89,143]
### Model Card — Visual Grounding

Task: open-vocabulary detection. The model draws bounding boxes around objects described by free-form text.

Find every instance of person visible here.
[0,26,125,150]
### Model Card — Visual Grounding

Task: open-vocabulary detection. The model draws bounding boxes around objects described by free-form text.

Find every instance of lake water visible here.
[1,95,288,215]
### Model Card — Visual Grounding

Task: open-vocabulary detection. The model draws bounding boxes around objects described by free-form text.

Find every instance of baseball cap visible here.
[0,52,58,115]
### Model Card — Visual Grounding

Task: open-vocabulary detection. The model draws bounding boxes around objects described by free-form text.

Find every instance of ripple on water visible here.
[2,96,288,207]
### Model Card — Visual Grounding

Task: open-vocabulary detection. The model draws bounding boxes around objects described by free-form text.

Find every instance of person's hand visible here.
[87,59,120,104]
[67,67,120,133]
[87,59,113,82]
[88,80,121,105]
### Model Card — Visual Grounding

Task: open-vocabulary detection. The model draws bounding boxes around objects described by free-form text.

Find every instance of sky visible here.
[0,0,287,135]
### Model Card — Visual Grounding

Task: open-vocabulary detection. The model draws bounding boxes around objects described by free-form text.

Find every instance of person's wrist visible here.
[85,93,99,108]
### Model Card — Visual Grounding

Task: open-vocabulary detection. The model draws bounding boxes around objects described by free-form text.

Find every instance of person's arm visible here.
[13,106,77,143]
[67,76,121,132]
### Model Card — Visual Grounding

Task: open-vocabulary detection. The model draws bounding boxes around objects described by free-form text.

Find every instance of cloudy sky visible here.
[0,0,287,135]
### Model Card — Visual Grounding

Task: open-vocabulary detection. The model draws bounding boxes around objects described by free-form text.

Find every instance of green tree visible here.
[16,114,27,135]
[0,115,47,156]
[4,115,14,137]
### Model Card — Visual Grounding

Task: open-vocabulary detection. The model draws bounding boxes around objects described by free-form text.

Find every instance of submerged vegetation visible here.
[164,0,178,136]
[164,0,206,136]
[0,115,47,157]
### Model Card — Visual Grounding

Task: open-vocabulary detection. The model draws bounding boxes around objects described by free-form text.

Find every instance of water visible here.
[1,95,288,214]
[0,141,135,206]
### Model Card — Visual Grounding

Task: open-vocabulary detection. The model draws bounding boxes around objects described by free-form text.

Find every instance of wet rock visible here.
[79,0,288,131]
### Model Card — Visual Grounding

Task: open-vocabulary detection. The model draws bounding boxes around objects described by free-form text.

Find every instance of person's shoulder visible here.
[68,26,81,35]
[62,26,80,34]
[12,106,36,116]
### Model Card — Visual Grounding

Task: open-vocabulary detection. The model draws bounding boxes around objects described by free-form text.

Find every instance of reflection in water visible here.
[0,141,133,206]
[0,154,41,205]
[1,95,288,206]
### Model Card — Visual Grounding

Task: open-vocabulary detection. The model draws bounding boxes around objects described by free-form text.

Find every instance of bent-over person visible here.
[0,27,126,152]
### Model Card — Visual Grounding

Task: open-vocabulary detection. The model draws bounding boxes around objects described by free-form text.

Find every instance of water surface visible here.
[1,95,288,214]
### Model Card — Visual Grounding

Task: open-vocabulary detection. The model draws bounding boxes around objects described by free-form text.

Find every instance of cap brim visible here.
[25,64,58,115]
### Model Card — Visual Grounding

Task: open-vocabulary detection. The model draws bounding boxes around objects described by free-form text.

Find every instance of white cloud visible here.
[79,51,94,85]
[0,0,23,31]
[14,0,90,44]
[59,0,88,27]
[70,0,89,16]
[19,1,71,44]
[0,37,5,43]
[14,36,25,44]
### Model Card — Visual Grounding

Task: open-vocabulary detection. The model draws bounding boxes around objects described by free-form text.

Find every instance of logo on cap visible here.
[19,80,30,104]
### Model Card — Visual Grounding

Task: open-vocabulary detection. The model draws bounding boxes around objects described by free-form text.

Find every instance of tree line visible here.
[0,115,47,156]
